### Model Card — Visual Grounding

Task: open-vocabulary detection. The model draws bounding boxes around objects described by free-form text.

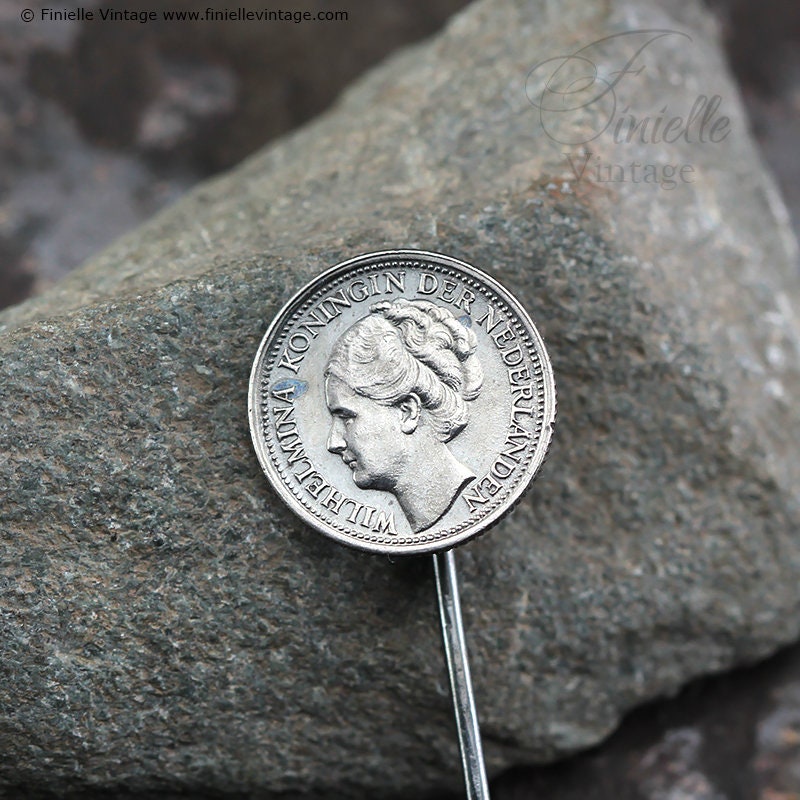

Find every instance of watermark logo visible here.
[563,150,696,190]
[525,30,732,189]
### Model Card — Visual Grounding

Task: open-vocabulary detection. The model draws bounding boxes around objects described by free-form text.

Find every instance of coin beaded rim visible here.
[248,250,556,555]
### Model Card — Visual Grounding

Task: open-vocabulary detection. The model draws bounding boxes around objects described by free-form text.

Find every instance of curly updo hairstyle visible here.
[325,299,484,442]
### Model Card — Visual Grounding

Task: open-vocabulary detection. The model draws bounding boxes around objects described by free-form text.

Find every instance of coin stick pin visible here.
[249,250,556,798]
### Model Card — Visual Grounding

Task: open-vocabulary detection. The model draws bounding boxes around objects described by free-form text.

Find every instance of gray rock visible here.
[2,0,469,304]
[2,0,800,797]
[493,640,800,800]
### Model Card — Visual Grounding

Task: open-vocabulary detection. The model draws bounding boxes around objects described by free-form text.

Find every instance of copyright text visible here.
[26,7,350,23]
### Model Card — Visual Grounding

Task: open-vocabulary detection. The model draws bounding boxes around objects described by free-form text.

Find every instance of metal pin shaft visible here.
[433,549,490,800]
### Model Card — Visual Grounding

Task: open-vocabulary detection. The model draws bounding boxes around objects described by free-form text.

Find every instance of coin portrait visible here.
[324,299,484,533]
[249,250,556,555]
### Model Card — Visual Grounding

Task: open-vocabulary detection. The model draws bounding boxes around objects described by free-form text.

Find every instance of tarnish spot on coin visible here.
[271,378,308,400]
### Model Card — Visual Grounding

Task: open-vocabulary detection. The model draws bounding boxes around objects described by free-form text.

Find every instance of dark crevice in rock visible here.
[491,639,800,800]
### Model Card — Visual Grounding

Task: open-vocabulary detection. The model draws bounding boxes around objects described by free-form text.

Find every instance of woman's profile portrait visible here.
[324,298,484,533]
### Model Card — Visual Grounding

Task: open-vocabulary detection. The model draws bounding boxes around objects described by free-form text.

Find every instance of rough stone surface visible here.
[1,0,800,797]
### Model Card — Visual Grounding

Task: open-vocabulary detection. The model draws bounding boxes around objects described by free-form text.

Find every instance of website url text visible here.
[29,7,350,23]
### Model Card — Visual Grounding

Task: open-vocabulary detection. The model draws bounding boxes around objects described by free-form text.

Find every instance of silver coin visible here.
[248,250,556,555]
